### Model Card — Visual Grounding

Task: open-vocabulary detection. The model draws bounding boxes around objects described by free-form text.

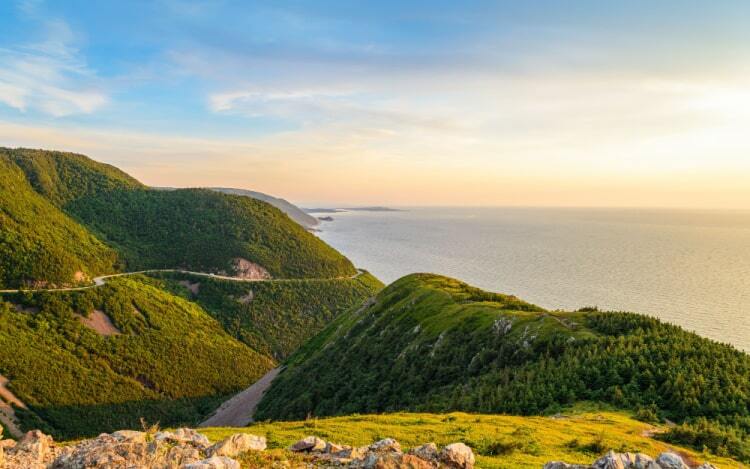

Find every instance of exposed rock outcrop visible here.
[0,430,720,469]
[290,436,475,468]
[209,433,267,457]
[544,450,715,469]
[230,258,271,280]
[0,428,264,469]
[3,430,60,469]
[183,456,241,469]
[290,435,327,452]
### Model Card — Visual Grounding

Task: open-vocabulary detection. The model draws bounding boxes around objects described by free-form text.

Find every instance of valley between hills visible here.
[1,148,749,468]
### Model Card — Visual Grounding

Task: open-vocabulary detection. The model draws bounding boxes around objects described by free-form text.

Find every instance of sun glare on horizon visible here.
[1,1,749,208]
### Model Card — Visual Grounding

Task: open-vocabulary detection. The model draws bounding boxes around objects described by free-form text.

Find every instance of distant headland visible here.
[304,206,406,213]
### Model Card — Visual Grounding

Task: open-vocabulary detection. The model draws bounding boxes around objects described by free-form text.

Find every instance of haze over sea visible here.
[314,207,750,351]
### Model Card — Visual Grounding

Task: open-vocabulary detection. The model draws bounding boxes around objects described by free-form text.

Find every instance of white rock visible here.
[543,463,590,469]
[656,452,690,469]
[182,456,241,469]
[111,430,146,442]
[369,438,402,454]
[155,428,211,447]
[439,442,475,469]
[209,433,266,457]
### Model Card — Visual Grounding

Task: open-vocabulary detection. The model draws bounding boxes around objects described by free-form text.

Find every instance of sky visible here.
[1,0,749,208]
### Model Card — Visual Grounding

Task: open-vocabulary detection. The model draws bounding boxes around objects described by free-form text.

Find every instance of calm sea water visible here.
[313,207,750,351]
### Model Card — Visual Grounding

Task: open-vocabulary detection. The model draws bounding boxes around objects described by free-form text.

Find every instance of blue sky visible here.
[1,1,750,207]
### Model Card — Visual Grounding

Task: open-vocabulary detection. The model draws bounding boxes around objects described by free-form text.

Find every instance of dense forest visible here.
[256,274,750,461]
[0,148,356,288]
[66,187,354,278]
[151,271,383,359]
[0,147,381,440]
[0,276,274,439]
[0,271,380,439]
[0,153,119,288]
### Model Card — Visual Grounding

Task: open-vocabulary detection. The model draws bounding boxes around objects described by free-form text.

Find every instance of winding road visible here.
[0,268,366,431]
[0,268,365,294]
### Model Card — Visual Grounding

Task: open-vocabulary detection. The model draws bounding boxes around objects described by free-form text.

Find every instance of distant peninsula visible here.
[304,206,405,213]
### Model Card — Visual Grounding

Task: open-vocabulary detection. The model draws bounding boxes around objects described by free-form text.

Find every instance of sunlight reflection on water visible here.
[315,207,750,351]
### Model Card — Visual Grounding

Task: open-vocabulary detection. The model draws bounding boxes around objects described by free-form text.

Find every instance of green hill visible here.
[66,187,354,278]
[210,187,320,230]
[0,146,381,441]
[0,148,356,287]
[0,272,381,440]
[0,276,274,439]
[6,147,142,206]
[150,270,383,360]
[256,273,750,461]
[0,152,119,288]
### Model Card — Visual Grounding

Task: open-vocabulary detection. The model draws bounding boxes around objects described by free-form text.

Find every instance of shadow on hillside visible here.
[15,394,232,440]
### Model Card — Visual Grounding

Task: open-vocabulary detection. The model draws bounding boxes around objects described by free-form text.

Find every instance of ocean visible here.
[312,207,750,351]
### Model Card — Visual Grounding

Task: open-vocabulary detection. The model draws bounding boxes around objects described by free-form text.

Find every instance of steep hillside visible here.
[0,148,356,284]
[151,271,383,360]
[257,273,750,461]
[0,153,119,288]
[0,276,274,439]
[66,187,355,278]
[5,148,142,206]
[211,187,319,230]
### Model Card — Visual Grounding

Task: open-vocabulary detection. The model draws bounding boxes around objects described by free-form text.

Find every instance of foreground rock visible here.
[545,450,716,469]
[209,433,267,457]
[2,429,720,469]
[290,435,475,468]
[0,428,263,469]
[3,430,61,469]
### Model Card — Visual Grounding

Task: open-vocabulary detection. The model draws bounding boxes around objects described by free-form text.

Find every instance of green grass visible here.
[200,410,740,468]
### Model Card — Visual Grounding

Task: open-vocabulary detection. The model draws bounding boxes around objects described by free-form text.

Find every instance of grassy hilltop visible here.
[257,273,750,461]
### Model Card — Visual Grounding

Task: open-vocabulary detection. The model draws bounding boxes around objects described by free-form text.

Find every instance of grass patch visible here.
[200,411,740,469]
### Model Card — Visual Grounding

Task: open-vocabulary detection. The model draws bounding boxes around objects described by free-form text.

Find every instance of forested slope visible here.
[0,276,274,439]
[66,187,354,278]
[257,273,750,461]
[0,147,356,286]
[152,271,383,359]
[0,153,119,288]
[210,187,319,229]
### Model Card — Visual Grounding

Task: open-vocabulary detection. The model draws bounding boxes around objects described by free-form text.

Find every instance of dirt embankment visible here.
[76,310,122,336]
[199,367,281,428]
[0,374,27,438]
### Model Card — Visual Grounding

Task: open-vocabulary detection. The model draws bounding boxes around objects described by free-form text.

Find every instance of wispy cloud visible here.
[0,3,107,117]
